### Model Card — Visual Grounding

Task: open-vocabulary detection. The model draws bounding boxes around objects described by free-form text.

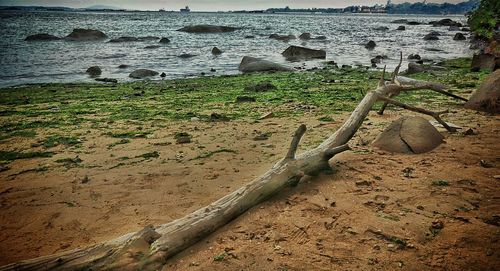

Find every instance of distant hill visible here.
[85,5,122,10]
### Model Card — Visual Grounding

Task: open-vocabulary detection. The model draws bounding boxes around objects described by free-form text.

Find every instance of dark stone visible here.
[391,19,408,24]
[95,78,117,83]
[407,21,422,25]
[210,113,230,122]
[365,40,376,49]
[299,33,312,40]
[396,26,406,31]
[244,35,255,39]
[144,45,160,49]
[109,36,159,43]
[212,47,223,55]
[282,45,326,61]
[129,69,159,78]
[65,28,107,41]
[25,33,60,41]
[238,56,292,73]
[118,64,129,69]
[177,25,239,33]
[269,34,296,42]
[453,33,466,41]
[159,37,170,43]
[86,66,102,76]
[373,26,389,31]
[408,54,421,60]
[179,53,197,58]
[424,33,439,41]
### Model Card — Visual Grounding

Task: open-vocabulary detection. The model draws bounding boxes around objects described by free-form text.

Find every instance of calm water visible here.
[0,11,471,87]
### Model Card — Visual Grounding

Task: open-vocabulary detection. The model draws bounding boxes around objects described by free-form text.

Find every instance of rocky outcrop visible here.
[212,47,223,55]
[238,56,292,73]
[373,26,389,31]
[109,36,159,42]
[177,25,239,33]
[372,116,444,154]
[407,21,422,25]
[391,19,408,24]
[282,46,326,61]
[25,33,61,41]
[365,40,376,49]
[465,69,500,114]
[471,53,499,72]
[423,32,440,41]
[159,37,170,43]
[65,29,107,41]
[453,33,466,41]
[129,69,159,78]
[86,66,102,76]
[430,18,462,27]
[299,33,312,40]
[396,26,406,31]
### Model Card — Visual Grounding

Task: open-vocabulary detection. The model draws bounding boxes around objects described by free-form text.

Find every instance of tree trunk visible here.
[0,59,455,271]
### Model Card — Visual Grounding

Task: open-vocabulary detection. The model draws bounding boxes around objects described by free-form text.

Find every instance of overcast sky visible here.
[0,0,467,11]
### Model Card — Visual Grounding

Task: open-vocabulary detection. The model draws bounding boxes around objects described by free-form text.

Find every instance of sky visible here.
[0,0,467,11]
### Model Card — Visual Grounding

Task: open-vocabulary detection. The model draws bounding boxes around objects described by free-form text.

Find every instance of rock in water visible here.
[396,26,406,31]
[238,56,292,73]
[281,46,326,61]
[453,33,466,40]
[25,33,61,41]
[129,69,159,79]
[159,37,170,43]
[365,40,376,49]
[65,28,107,41]
[299,33,312,40]
[212,47,223,55]
[372,116,444,154]
[86,66,102,76]
[177,25,239,33]
[465,69,500,114]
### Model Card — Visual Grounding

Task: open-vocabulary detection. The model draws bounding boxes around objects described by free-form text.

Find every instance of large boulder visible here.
[471,53,499,72]
[212,47,223,55]
[396,25,406,31]
[372,116,444,154]
[424,32,440,41]
[238,56,292,73]
[159,37,170,43]
[177,25,239,33]
[129,69,159,79]
[86,66,102,76]
[65,28,107,41]
[282,46,326,61]
[464,70,500,114]
[25,33,60,41]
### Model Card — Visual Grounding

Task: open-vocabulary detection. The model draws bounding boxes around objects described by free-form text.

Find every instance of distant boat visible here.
[180,6,190,13]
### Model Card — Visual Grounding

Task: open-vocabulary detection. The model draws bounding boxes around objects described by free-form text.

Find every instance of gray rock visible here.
[25,33,61,41]
[391,19,408,24]
[65,28,107,41]
[238,56,292,73]
[372,116,444,154]
[449,25,460,31]
[453,33,466,41]
[129,69,159,78]
[179,53,197,58]
[177,25,239,33]
[144,45,161,49]
[365,40,376,49]
[159,37,170,43]
[423,33,439,41]
[95,78,117,83]
[212,47,223,55]
[396,26,406,31]
[373,26,389,31]
[86,66,102,76]
[118,64,129,69]
[109,36,159,42]
[282,45,326,61]
[471,53,499,72]
[408,54,421,60]
[465,69,500,114]
[299,33,312,40]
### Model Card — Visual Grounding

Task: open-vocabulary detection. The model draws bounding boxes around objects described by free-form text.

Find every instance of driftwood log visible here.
[0,54,461,271]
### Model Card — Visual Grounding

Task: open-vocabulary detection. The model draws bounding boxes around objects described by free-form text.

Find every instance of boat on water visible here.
[180,6,190,13]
